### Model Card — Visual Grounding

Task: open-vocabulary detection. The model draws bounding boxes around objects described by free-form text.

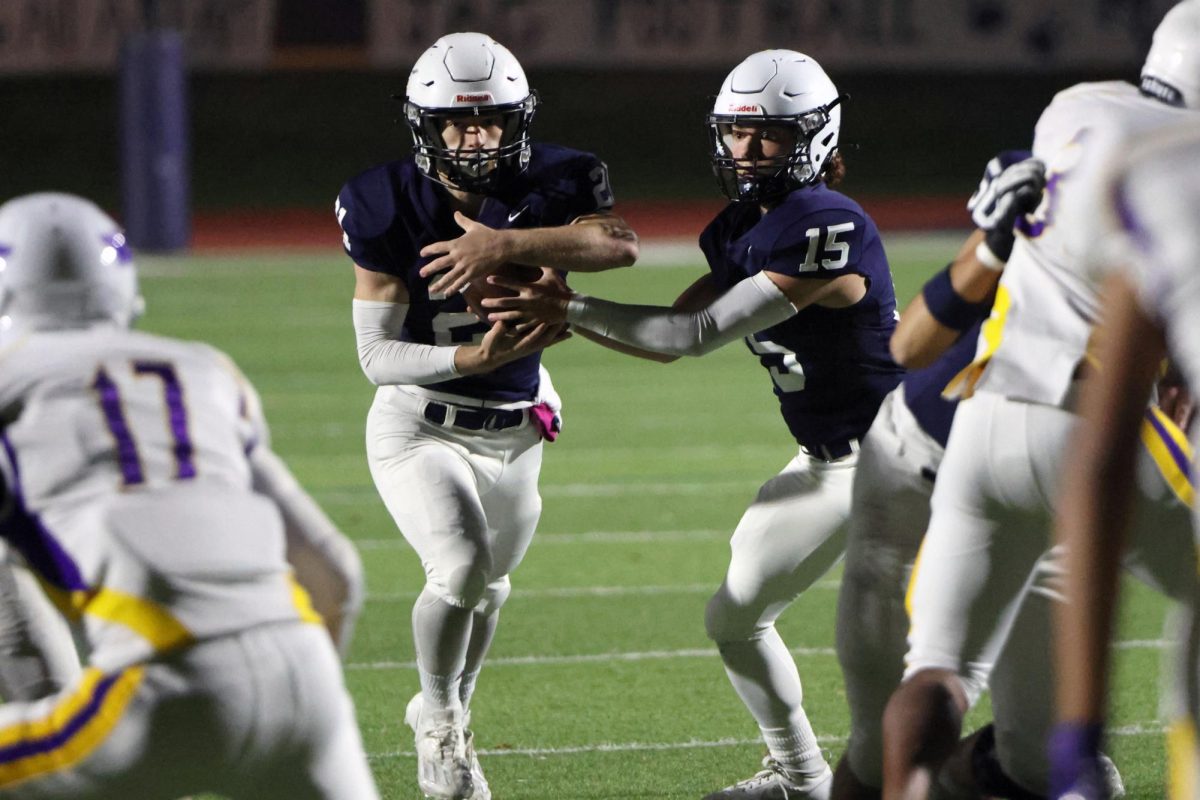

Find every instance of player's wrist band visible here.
[975,238,1008,271]
[922,264,990,331]
[1047,721,1105,797]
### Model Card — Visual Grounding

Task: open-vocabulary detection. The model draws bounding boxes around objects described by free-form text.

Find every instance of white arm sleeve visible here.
[352,299,461,386]
[249,446,364,658]
[565,271,796,357]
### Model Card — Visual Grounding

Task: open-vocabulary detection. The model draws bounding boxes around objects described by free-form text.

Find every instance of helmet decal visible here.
[0,193,143,339]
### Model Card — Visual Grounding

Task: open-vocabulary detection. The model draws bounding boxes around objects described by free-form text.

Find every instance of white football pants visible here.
[0,622,379,799]
[904,390,1194,793]
[365,386,544,613]
[705,448,855,740]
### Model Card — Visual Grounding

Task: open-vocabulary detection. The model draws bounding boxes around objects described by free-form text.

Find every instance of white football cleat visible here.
[462,727,492,800]
[405,693,491,800]
[1099,753,1126,799]
[404,693,473,799]
[702,757,833,800]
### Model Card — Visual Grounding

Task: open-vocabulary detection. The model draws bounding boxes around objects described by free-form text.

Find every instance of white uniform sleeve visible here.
[352,300,461,386]
[248,446,364,658]
[565,271,796,357]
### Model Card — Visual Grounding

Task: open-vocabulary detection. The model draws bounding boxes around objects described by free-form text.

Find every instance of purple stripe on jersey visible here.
[1113,185,1153,254]
[1016,172,1060,239]
[91,369,144,486]
[0,434,88,592]
[0,672,120,763]
[133,362,196,479]
[1145,409,1193,483]
[0,245,11,259]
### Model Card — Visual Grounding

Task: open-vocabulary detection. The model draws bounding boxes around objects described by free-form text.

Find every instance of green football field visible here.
[139,234,1172,799]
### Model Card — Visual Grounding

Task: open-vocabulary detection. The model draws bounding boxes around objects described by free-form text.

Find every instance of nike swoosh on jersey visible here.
[508,206,528,223]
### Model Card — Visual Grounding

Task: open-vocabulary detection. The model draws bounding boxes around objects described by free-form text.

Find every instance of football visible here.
[463,263,543,320]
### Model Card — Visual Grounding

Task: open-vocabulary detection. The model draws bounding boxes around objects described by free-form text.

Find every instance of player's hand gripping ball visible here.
[463,263,543,322]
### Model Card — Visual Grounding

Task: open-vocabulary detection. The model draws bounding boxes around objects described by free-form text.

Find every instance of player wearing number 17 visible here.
[0,193,379,798]
[484,50,903,800]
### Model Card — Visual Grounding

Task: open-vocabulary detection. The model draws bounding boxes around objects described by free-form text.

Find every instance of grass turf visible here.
[138,233,1172,798]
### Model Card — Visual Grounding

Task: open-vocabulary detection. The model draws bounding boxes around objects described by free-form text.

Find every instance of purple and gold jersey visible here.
[337,144,613,403]
[700,184,904,450]
[0,328,311,672]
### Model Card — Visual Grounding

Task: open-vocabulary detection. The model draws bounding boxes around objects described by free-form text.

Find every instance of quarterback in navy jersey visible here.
[699,181,901,452]
[336,32,637,800]
[484,50,902,800]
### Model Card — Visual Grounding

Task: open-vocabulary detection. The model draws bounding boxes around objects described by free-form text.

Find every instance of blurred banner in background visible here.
[0,0,1175,73]
[368,0,1173,70]
[0,0,277,71]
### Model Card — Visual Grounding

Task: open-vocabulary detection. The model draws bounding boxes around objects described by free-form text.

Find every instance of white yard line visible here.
[1114,639,1173,650]
[314,480,762,507]
[365,581,841,602]
[355,528,730,549]
[371,723,1162,760]
[348,638,1170,673]
[350,646,828,672]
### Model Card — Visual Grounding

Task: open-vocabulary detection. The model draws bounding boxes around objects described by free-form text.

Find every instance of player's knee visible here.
[476,576,512,616]
[427,537,493,609]
[440,560,491,609]
[704,585,760,643]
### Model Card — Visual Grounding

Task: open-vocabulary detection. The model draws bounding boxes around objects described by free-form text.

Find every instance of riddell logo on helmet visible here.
[729,104,760,113]
[456,93,493,103]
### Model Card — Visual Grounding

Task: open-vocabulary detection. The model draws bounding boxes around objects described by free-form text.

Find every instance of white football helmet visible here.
[708,50,843,202]
[404,32,538,193]
[0,193,142,340]
[1140,0,1200,109]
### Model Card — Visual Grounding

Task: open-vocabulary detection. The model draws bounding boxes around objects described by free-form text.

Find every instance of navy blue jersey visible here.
[337,143,613,402]
[901,320,982,448]
[699,184,904,450]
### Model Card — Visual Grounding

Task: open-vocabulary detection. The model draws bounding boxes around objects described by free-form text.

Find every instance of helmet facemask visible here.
[405,94,538,194]
[707,96,842,203]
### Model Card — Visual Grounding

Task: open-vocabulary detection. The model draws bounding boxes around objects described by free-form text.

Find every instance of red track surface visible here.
[189,196,968,251]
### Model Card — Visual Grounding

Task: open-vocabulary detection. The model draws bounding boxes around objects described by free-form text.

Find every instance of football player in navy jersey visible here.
[334,32,638,800]
[483,49,904,800]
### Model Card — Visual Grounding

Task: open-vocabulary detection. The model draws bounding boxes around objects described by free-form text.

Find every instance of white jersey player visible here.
[0,192,379,799]
[831,157,1191,800]
[1054,124,1200,799]
[882,3,1200,797]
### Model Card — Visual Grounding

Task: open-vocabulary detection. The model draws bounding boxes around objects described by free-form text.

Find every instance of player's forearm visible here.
[571,325,678,363]
[1055,467,1129,723]
[352,300,461,385]
[1055,276,1166,724]
[453,343,522,374]
[891,233,996,368]
[249,447,365,657]
[567,271,795,357]
[889,292,963,368]
[501,215,639,272]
